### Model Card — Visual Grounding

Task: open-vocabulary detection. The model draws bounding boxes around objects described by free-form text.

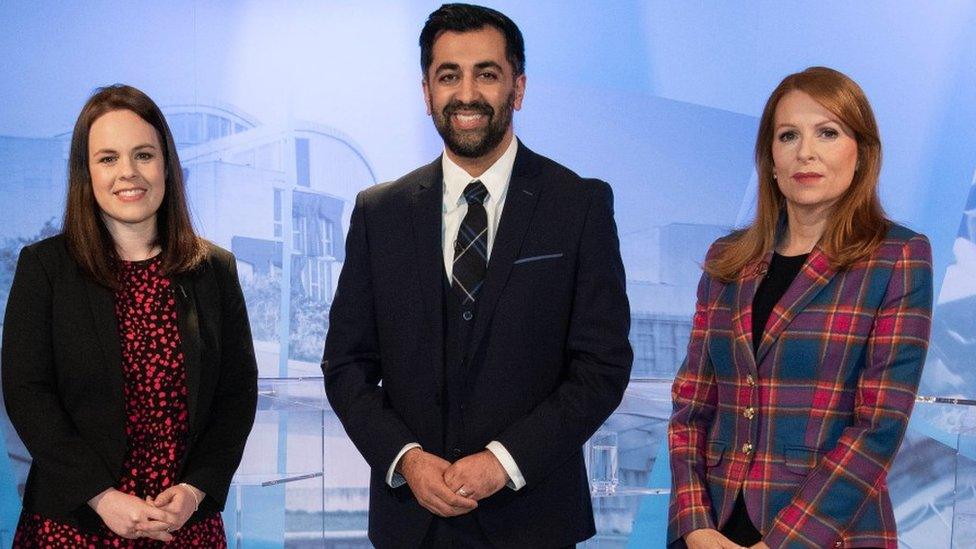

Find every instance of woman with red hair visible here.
[668,67,933,549]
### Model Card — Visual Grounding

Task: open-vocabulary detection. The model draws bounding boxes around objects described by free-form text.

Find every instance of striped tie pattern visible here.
[452,181,489,304]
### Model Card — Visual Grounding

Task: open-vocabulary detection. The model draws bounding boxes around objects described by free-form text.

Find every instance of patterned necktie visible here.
[452,180,489,304]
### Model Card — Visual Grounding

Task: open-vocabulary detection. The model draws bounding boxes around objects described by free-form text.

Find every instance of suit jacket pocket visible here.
[513,253,564,265]
[706,441,727,467]
[784,445,824,475]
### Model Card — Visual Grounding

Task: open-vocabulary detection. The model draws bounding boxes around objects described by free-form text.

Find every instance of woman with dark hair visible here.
[2,84,258,547]
[667,67,933,549]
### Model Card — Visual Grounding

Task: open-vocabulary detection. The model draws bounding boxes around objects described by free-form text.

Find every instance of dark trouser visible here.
[420,515,576,548]
[421,514,492,548]
[721,492,763,545]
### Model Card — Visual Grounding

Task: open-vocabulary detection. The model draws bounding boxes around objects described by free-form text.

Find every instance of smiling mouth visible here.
[451,112,489,130]
[114,188,147,201]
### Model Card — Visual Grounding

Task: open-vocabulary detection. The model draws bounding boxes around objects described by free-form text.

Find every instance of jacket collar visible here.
[732,241,837,372]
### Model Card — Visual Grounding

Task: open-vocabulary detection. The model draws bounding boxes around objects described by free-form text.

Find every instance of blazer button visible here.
[746,374,756,386]
[743,407,756,420]
[462,310,473,321]
[741,442,754,455]
[451,448,463,458]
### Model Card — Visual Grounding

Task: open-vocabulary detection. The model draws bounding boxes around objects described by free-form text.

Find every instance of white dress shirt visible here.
[386,137,526,491]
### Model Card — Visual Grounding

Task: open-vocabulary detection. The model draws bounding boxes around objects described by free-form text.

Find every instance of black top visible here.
[751,252,809,354]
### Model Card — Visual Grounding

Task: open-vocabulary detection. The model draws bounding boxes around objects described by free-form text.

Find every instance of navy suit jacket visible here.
[323,143,633,548]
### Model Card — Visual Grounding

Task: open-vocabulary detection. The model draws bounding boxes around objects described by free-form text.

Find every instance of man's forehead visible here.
[430,27,508,66]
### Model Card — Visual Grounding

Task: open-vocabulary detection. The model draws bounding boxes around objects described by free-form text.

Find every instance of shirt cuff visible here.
[386,443,421,488]
[486,440,526,490]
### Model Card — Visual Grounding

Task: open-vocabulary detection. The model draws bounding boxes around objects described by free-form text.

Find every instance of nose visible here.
[456,74,481,104]
[119,155,138,179]
[797,135,817,162]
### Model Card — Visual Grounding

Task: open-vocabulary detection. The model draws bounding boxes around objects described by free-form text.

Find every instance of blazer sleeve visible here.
[179,252,259,509]
[2,245,117,510]
[667,250,721,544]
[322,190,419,472]
[492,180,633,487]
[764,234,933,548]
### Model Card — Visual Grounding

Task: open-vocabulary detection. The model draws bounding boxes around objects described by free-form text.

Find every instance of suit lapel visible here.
[85,278,125,405]
[468,143,543,355]
[173,272,203,431]
[411,159,446,384]
[755,246,836,366]
[731,252,770,375]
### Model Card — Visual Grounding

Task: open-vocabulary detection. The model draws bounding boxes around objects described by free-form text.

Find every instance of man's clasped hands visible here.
[398,447,509,517]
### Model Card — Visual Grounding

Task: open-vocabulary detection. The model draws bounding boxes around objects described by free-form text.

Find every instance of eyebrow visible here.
[774,119,840,131]
[434,62,461,74]
[474,61,503,71]
[91,143,158,156]
[434,60,504,73]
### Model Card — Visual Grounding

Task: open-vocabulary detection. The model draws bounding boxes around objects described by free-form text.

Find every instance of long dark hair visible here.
[705,67,888,281]
[64,84,206,287]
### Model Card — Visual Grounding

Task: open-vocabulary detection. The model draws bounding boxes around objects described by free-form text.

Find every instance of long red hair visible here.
[706,66,888,281]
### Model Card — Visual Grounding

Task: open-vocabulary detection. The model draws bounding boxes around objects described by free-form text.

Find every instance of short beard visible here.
[433,90,514,159]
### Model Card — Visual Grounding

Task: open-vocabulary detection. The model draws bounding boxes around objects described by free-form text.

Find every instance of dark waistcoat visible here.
[442,271,480,462]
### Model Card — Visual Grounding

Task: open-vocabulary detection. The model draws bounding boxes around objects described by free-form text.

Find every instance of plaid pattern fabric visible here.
[452,180,489,304]
[668,224,933,549]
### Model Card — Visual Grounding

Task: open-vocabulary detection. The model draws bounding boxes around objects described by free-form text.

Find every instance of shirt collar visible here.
[442,136,518,208]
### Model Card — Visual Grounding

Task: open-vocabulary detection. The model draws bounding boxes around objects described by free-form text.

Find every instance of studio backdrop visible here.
[0,1,974,547]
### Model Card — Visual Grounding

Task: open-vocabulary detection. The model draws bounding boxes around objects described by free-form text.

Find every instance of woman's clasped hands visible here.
[88,483,204,542]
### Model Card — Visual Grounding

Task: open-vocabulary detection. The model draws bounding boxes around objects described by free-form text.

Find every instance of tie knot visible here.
[462,180,489,205]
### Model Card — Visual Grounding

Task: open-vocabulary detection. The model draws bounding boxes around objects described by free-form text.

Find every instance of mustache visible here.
[443,100,494,117]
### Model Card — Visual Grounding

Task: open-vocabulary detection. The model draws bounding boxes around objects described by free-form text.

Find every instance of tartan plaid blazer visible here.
[667,224,933,549]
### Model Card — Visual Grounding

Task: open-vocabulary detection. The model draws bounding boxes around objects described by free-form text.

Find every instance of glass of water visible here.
[589,430,619,495]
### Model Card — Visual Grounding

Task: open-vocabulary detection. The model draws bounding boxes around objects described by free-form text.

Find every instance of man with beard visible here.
[323,4,632,547]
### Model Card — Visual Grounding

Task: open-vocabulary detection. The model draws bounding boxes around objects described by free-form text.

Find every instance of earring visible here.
[772,172,777,180]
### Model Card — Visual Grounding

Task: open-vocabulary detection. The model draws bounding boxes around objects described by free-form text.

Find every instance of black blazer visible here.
[1,235,258,531]
[323,143,633,548]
